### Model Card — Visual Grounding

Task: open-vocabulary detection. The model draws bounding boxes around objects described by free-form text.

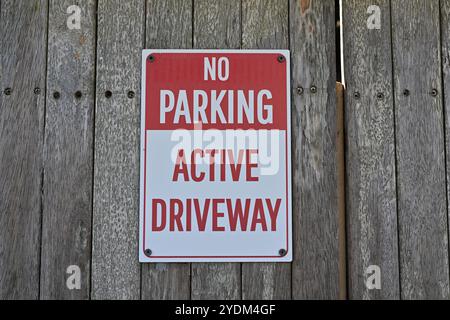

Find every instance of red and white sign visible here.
[140,50,292,262]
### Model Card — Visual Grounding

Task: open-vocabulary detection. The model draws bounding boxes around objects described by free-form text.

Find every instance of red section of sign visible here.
[145,53,287,130]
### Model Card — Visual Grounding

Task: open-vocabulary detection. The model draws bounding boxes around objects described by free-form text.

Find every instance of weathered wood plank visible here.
[241,0,291,300]
[193,0,241,49]
[336,83,346,300]
[189,0,242,301]
[141,0,192,300]
[0,0,48,300]
[40,0,96,300]
[289,0,339,300]
[192,263,241,300]
[92,0,145,299]
[146,0,192,49]
[342,0,400,300]
[442,0,450,301]
[392,0,449,299]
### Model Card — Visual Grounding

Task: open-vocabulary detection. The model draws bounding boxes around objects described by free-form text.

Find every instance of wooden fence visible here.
[0,0,449,300]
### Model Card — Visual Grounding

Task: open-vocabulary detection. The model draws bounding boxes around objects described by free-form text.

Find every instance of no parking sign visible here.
[139,50,292,262]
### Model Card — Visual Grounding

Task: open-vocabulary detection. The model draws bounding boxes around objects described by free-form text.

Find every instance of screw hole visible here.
[403,89,410,97]
[277,55,285,63]
[354,91,360,99]
[75,91,83,99]
[296,87,304,95]
[148,55,155,62]
[310,86,317,94]
[431,89,438,97]
[105,90,112,98]
[34,88,41,95]
[53,91,61,100]
[377,92,384,100]
[128,91,135,99]
[4,88,12,96]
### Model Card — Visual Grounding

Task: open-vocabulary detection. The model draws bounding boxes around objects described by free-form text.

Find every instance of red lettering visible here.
[212,199,225,231]
[172,149,189,181]
[152,199,166,231]
[194,199,210,231]
[267,199,281,231]
[149,198,281,233]
[227,199,251,231]
[220,149,226,181]
[228,149,244,181]
[170,199,184,231]
[186,198,192,231]
[251,199,267,231]
[191,149,205,182]
[205,149,216,181]
[246,149,259,182]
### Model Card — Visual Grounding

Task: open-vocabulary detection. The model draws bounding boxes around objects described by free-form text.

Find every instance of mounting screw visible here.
[4,88,12,96]
[354,91,360,99]
[53,91,61,100]
[148,55,155,63]
[75,91,83,99]
[296,87,304,95]
[310,86,317,94]
[377,92,384,100]
[144,249,152,257]
[279,249,287,257]
[431,88,438,97]
[277,55,286,63]
[403,89,410,97]
[105,90,112,98]
[127,91,135,99]
[34,87,41,95]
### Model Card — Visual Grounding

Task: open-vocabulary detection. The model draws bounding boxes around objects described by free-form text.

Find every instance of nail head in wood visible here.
[75,91,82,99]
[431,89,438,97]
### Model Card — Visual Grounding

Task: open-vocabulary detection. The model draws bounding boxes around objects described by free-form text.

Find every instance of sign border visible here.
[139,49,292,263]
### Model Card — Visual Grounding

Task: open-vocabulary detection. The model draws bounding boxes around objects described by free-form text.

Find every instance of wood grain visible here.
[91,0,145,300]
[342,0,400,300]
[441,0,450,301]
[141,0,192,300]
[336,82,346,300]
[190,0,242,300]
[289,0,340,299]
[0,0,48,300]
[146,0,193,49]
[193,0,241,49]
[39,0,96,300]
[391,0,449,299]
[241,0,291,300]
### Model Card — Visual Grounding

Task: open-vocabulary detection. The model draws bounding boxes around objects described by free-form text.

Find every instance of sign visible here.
[140,50,292,262]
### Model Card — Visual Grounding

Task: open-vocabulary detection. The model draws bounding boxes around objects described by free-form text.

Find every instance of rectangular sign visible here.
[140,49,292,262]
